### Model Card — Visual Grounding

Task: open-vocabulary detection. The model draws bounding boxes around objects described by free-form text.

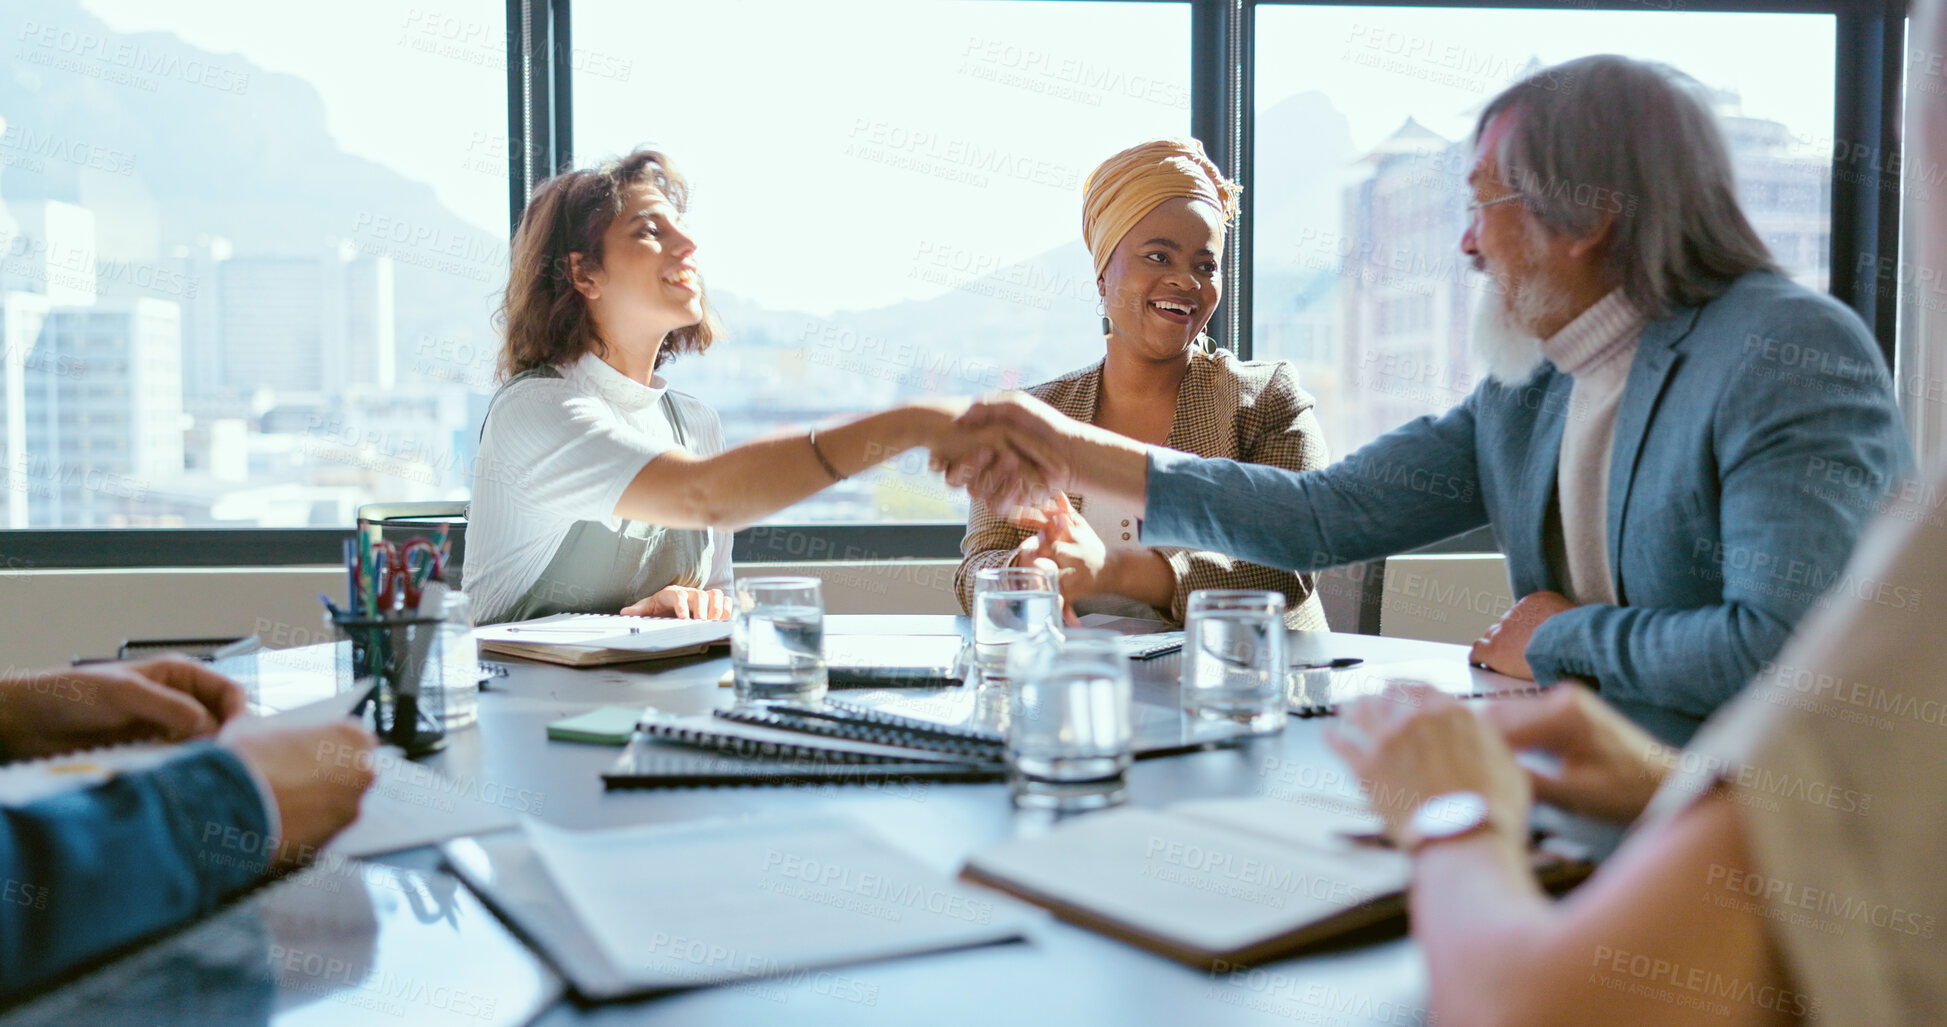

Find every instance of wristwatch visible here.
[1399,791,1494,852]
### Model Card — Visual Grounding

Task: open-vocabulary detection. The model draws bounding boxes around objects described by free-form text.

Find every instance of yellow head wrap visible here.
[1081,137,1241,282]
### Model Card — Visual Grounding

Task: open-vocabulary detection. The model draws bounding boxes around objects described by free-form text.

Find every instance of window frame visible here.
[2,0,1907,567]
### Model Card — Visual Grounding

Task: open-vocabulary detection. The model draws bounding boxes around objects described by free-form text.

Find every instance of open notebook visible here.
[961,796,1593,969]
[444,816,1029,1001]
[475,613,730,667]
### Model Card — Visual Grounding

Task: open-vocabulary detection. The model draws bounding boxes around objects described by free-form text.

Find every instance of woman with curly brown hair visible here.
[466,149,981,625]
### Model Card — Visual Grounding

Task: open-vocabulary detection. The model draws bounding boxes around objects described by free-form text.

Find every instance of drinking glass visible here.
[1005,628,1133,810]
[436,590,479,729]
[1182,589,1288,734]
[971,566,1059,683]
[731,576,827,705]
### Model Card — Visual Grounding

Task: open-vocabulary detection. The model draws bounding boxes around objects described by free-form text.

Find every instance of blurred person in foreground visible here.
[955,138,1328,628]
[0,659,375,996]
[1325,451,1947,1025]
[940,55,1913,735]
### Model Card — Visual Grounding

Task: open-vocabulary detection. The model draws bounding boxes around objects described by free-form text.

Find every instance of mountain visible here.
[0,0,502,360]
[1251,90,1356,273]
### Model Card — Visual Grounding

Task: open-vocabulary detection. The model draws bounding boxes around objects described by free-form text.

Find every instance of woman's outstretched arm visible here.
[617,399,1039,531]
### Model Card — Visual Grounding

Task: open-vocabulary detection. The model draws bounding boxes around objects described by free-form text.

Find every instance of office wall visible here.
[0,561,967,668]
[1378,554,1513,645]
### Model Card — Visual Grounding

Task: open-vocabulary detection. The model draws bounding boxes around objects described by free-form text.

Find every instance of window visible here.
[0,1,1914,565]
[0,2,504,527]
[572,0,1191,524]
[1252,6,1836,455]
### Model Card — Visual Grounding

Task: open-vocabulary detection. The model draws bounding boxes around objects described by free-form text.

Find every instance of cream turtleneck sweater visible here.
[1539,289,1647,606]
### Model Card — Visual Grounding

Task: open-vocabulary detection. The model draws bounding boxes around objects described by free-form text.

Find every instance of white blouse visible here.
[466,352,732,624]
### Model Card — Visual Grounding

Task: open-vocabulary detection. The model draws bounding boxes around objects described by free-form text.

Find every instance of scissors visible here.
[375,538,445,611]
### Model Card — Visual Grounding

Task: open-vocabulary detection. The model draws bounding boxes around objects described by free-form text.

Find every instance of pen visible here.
[342,538,358,611]
[1291,657,1364,671]
[320,593,344,619]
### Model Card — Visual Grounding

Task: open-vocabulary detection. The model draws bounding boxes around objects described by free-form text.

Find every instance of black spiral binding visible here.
[805,698,1007,744]
[637,717,900,764]
[716,706,1006,762]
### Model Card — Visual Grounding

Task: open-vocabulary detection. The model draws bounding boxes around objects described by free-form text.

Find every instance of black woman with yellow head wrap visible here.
[953,138,1332,630]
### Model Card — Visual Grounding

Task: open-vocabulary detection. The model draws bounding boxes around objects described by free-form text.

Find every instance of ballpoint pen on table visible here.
[1291,658,1364,671]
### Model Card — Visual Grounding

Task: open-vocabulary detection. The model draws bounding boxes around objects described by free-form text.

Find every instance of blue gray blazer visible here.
[0,746,271,995]
[1144,272,1915,720]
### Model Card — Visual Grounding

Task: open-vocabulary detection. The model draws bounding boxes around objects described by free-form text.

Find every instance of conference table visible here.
[13,617,1597,1027]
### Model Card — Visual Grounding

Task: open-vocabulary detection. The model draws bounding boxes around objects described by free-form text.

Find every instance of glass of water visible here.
[971,566,1059,684]
[732,576,827,705]
[1005,628,1133,810]
[1182,589,1288,734]
[436,590,479,730]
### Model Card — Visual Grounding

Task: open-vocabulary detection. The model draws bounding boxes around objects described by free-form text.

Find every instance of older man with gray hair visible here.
[948,54,1914,734]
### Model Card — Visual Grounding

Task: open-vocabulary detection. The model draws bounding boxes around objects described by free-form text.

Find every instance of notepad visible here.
[961,796,1592,969]
[447,816,1029,999]
[475,613,730,667]
[1287,658,1549,717]
[547,706,646,745]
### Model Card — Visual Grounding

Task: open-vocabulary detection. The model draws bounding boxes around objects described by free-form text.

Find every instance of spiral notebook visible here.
[603,711,1004,789]
[778,690,1253,760]
[629,710,1003,766]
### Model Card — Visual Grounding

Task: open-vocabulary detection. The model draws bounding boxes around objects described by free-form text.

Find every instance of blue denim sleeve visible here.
[1527,300,1917,716]
[1142,394,1490,571]
[0,744,272,996]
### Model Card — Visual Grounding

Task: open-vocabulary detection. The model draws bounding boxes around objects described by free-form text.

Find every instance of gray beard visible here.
[1469,284,1546,385]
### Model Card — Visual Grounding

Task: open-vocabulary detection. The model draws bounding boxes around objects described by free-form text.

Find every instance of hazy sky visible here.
[80,1,1836,315]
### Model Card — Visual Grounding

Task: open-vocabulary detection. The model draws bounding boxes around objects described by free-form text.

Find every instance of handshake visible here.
[916,392,1147,513]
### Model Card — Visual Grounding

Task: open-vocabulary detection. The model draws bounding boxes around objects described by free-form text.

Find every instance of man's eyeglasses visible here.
[1466,192,1526,218]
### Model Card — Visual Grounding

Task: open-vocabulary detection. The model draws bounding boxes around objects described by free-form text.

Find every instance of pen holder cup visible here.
[331,613,447,756]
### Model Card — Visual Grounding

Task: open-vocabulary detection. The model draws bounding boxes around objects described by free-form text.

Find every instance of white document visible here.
[520,816,1026,989]
[474,613,729,652]
[325,749,520,857]
[1289,656,1535,709]
[0,691,365,807]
